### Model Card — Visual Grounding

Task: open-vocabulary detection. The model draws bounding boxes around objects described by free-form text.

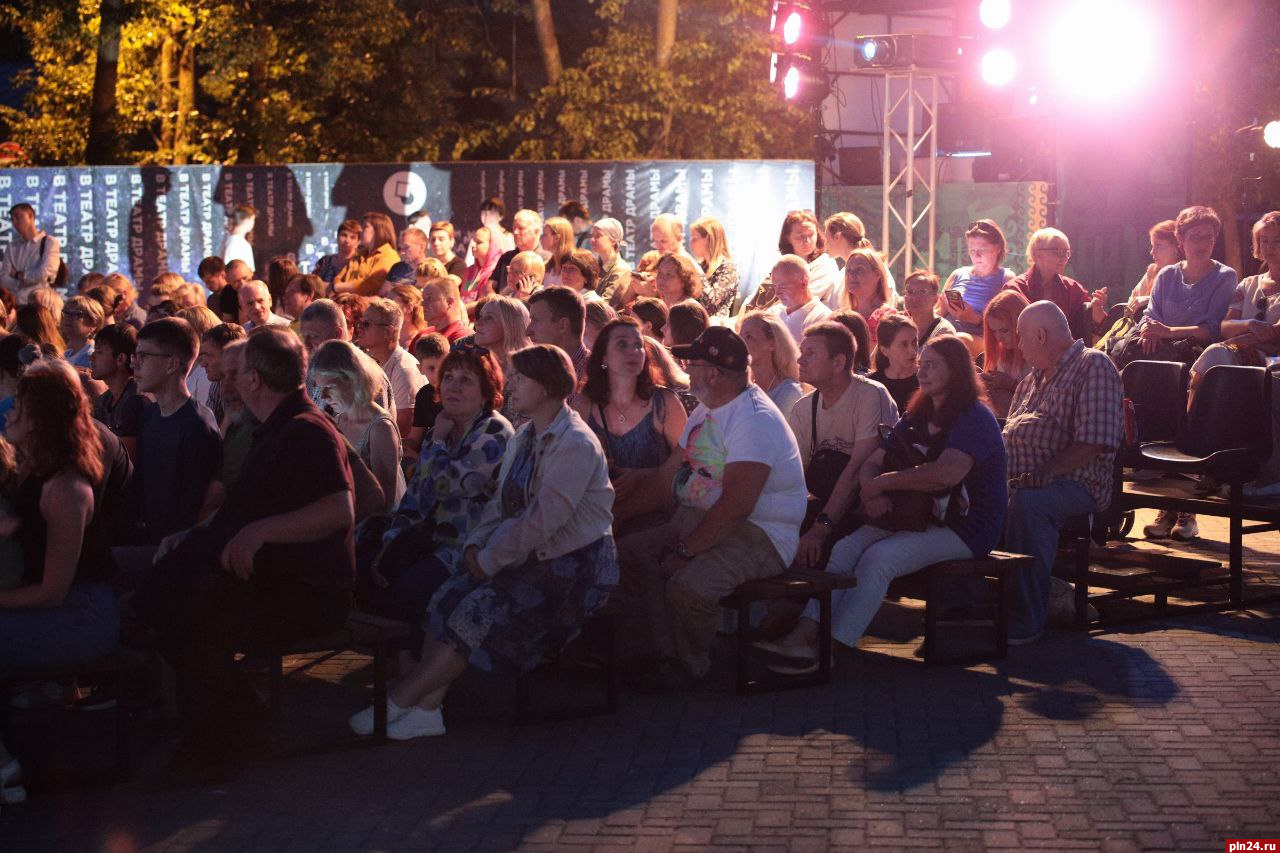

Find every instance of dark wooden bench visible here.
[886,550,1034,666]
[720,568,857,695]
[1,645,152,781]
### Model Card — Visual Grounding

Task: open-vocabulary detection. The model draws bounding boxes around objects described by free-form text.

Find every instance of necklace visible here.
[611,398,639,424]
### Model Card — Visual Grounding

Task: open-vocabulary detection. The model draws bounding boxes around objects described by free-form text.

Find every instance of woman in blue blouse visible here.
[353,344,512,641]
[940,219,1017,343]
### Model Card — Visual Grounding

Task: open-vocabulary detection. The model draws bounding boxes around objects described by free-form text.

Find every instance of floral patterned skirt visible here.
[427,536,619,674]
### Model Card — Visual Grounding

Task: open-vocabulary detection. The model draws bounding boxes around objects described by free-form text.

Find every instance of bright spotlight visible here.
[783,11,802,45]
[1265,120,1280,150]
[861,39,878,62]
[979,0,1012,29]
[980,49,1016,86]
[783,66,800,100]
[1050,0,1154,101]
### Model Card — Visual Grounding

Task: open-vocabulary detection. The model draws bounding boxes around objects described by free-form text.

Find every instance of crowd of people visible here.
[0,194,1277,791]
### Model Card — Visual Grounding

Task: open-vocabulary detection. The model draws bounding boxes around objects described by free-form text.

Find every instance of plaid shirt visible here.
[1003,340,1123,508]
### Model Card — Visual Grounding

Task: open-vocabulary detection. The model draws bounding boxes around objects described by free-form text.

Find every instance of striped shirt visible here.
[1003,340,1123,509]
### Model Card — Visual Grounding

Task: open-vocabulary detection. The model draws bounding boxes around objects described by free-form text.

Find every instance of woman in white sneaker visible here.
[349,345,617,740]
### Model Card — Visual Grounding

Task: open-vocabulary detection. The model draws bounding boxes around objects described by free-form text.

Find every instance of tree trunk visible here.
[238,57,267,164]
[159,32,176,154]
[175,35,195,165]
[85,0,125,164]
[529,0,562,85]
[653,0,679,157]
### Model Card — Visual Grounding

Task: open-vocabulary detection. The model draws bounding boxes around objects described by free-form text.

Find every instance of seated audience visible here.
[15,303,65,354]
[829,309,874,374]
[390,284,430,351]
[591,218,632,308]
[667,299,709,347]
[334,212,401,297]
[584,299,617,351]
[573,318,687,530]
[527,286,590,387]
[214,339,255,489]
[429,221,467,280]
[0,361,118,802]
[560,248,602,300]
[1129,219,1182,317]
[199,322,248,425]
[901,270,955,344]
[770,254,833,343]
[198,256,228,302]
[351,345,616,740]
[420,275,470,342]
[788,322,897,569]
[841,248,898,339]
[387,226,431,288]
[134,318,222,545]
[689,216,739,317]
[479,197,515,254]
[654,252,703,308]
[90,323,147,459]
[105,272,148,329]
[310,340,405,512]
[627,296,669,341]
[265,256,299,312]
[314,220,362,289]
[471,294,533,423]
[739,310,804,416]
[1003,302,1122,643]
[759,335,1007,672]
[60,294,106,368]
[238,280,289,331]
[540,216,575,287]
[823,211,874,270]
[353,345,512,640]
[559,199,593,248]
[782,210,842,309]
[615,327,806,691]
[356,297,426,437]
[980,289,1032,418]
[175,305,222,407]
[403,333,450,460]
[136,328,355,783]
[1005,228,1107,344]
[506,250,547,301]
[940,218,1016,339]
[868,314,921,416]
[462,226,502,305]
[282,273,322,324]
[493,209,546,295]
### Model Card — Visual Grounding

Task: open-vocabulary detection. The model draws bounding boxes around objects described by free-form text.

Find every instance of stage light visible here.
[861,39,879,62]
[783,11,802,45]
[980,48,1016,86]
[1050,0,1154,101]
[783,66,800,100]
[1265,120,1280,149]
[979,0,1012,29]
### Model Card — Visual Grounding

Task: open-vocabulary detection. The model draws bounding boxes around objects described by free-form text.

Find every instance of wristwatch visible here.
[815,512,834,529]
[674,541,695,560]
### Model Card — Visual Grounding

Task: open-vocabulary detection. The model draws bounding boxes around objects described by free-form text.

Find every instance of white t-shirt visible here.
[382,346,427,412]
[771,298,833,346]
[674,384,808,564]
[222,232,255,272]
[786,375,898,468]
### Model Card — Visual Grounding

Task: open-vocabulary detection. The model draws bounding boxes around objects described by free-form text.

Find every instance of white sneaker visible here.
[1171,513,1199,541]
[386,705,446,741]
[1143,509,1176,539]
[348,699,409,736]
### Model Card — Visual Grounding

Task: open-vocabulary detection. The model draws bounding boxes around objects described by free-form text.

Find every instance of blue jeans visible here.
[0,583,120,676]
[1003,480,1098,638]
[802,524,973,647]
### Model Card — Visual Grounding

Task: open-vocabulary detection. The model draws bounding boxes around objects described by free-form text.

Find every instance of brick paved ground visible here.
[2,509,1279,852]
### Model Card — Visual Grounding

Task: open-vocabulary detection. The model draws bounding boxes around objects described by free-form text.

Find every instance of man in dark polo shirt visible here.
[136,326,355,784]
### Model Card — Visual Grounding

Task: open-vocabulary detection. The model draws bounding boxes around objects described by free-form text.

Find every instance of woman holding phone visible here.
[940,220,1017,347]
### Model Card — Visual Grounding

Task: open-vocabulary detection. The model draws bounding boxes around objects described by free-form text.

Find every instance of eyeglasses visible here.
[62,310,90,320]
[355,320,391,331]
[904,288,937,298]
[131,350,169,365]
[1036,246,1071,258]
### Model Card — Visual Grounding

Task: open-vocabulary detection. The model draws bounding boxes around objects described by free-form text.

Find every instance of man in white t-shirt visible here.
[356,297,425,437]
[786,322,897,569]
[769,254,832,345]
[616,326,807,692]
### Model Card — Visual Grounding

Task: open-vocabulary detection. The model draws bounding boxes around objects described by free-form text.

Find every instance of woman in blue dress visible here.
[939,219,1016,346]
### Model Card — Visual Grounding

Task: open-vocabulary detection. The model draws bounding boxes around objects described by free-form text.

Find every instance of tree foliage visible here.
[0,0,811,165]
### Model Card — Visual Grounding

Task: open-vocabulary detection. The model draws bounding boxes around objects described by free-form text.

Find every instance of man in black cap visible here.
[615,326,808,692]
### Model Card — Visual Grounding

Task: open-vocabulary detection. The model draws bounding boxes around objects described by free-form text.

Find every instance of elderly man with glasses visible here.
[355,297,426,437]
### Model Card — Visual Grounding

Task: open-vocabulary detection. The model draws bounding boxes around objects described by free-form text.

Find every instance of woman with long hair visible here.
[841,247,898,340]
[980,289,1031,418]
[539,216,575,287]
[940,219,1017,340]
[0,360,117,802]
[471,295,532,423]
[823,212,873,269]
[572,318,687,529]
[349,345,617,740]
[757,335,1006,673]
[689,216,739,317]
[333,212,401,297]
[265,256,299,313]
[309,340,405,512]
[779,210,841,309]
[390,284,430,352]
[462,226,503,306]
[14,303,65,354]
[739,310,803,416]
[868,313,920,416]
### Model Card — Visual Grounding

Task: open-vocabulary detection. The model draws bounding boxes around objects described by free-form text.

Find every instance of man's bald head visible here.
[1017,300,1073,369]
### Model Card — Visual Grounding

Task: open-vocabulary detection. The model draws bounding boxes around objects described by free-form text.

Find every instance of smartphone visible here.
[946,289,965,307]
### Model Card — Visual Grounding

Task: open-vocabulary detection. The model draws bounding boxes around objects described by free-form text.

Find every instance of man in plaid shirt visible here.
[1002,302,1123,642]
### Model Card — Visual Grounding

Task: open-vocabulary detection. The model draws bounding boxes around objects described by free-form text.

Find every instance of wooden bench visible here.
[886,550,1035,667]
[720,568,857,695]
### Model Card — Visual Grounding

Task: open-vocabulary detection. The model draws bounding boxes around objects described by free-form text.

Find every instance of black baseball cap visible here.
[670,326,749,371]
